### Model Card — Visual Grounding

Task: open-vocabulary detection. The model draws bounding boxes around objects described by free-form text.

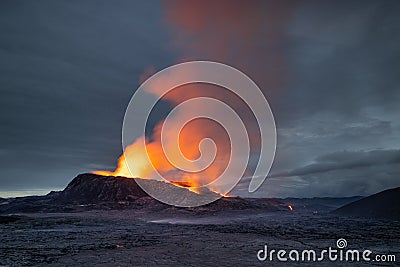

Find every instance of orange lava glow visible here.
[169,181,202,194]
[93,109,230,195]
[288,205,293,211]
[93,137,156,179]
[93,1,297,198]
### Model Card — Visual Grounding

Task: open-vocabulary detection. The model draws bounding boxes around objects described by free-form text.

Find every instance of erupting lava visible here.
[93,66,242,196]
[93,104,231,196]
[93,137,154,179]
[94,0,288,199]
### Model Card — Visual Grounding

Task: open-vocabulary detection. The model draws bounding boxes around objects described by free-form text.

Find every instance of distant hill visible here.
[272,196,364,213]
[334,187,400,220]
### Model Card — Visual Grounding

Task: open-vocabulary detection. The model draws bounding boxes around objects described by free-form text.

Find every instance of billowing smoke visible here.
[95,1,297,195]
[164,0,296,90]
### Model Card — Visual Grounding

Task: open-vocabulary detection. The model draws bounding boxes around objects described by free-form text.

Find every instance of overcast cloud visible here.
[0,0,399,197]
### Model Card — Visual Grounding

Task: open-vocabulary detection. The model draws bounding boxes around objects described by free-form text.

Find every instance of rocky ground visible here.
[0,175,398,266]
[0,210,399,266]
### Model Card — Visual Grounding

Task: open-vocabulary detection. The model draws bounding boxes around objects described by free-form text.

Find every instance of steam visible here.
[94,1,297,195]
[164,0,296,90]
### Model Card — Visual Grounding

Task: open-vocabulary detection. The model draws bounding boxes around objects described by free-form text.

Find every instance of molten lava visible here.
[170,181,196,188]
[93,137,154,179]
[169,180,202,194]
[93,113,231,196]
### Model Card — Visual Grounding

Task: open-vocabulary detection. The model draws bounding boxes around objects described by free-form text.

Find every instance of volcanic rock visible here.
[56,173,148,203]
[0,215,20,223]
[333,187,400,220]
[0,173,282,213]
[56,173,225,207]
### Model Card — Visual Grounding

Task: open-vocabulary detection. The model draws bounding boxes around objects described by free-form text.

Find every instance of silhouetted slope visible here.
[334,187,400,220]
[56,173,148,203]
[57,173,225,207]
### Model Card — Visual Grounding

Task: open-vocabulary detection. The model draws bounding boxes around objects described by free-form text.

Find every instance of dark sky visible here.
[1,0,399,197]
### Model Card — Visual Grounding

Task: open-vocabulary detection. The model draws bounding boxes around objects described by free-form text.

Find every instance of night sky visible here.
[1,0,399,197]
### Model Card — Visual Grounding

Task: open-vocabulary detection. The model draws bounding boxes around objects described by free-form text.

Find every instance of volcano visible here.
[334,187,400,220]
[0,173,281,214]
[57,173,148,203]
[56,173,223,206]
